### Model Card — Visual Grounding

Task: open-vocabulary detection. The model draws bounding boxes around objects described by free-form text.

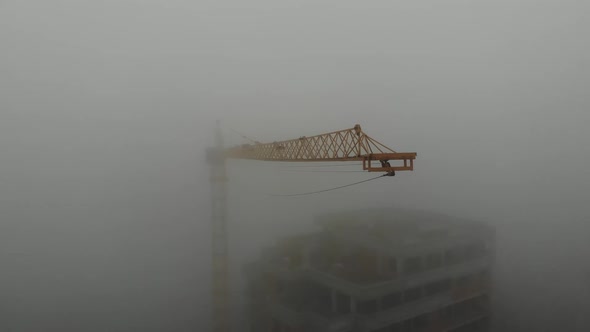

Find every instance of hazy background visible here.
[1,0,589,331]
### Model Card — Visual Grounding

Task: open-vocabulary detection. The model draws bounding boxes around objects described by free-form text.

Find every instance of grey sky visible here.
[1,0,589,331]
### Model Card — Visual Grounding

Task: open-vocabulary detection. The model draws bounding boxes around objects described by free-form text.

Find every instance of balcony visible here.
[269,297,355,332]
[396,310,488,332]
[308,249,389,285]
[453,281,490,302]
[304,256,491,300]
[358,280,489,331]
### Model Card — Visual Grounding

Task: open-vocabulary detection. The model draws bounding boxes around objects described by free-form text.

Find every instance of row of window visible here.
[310,241,488,284]
[357,270,489,314]
[401,242,488,275]
[371,295,489,332]
[277,270,489,316]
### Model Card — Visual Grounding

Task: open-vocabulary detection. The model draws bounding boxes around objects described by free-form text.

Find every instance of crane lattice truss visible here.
[226,124,416,173]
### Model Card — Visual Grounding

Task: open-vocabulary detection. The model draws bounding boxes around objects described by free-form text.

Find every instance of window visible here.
[453,297,484,318]
[421,229,448,240]
[388,257,398,274]
[455,274,475,288]
[276,280,285,293]
[403,256,423,274]
[271,319,281,332]
[479,269,490,285]
[335,292,350,314]
[453,320,486,332]
[301,281,332,313]
[403,287,422,303]
[465,242,486,259]
[445,246,466,265]
[413,313,430,329]
[389,322,404,332]
[382,292,402,309]
[425,253,443,270]
[440,305,453,320]
[425,279,451,296]
[369,327,390,332]
[357,299,378,314]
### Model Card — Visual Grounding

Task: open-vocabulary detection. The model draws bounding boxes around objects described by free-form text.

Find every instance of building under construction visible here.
[244,209,495,332]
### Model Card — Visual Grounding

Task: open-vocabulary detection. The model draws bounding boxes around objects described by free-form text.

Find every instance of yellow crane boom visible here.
[207,124,416,332]
[226,124,416,175]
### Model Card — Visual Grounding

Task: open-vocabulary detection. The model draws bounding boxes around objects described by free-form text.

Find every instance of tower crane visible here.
[206,124,416,332]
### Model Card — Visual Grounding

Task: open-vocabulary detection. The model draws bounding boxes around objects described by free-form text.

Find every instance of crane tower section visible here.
[207,126,231,332]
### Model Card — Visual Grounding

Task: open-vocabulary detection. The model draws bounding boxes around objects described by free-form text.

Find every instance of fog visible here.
[1,0,589,331]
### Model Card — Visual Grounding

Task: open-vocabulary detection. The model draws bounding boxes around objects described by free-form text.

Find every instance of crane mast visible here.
[207,125,231,332]
[207,124,416,332]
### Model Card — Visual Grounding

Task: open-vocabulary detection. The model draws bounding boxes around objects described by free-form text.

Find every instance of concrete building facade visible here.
[244,209,495,332]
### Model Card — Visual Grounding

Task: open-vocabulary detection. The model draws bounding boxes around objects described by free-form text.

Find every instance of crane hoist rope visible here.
[269,173,387,197]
